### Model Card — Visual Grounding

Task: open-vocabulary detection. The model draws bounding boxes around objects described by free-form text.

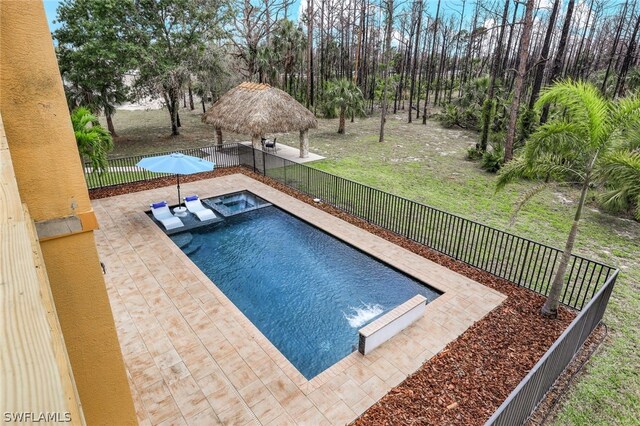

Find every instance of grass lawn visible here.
[84,170,168,189]
[103,108,249,158]
[105,107,639,424]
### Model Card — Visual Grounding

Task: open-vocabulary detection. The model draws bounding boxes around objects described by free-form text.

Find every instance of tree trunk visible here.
[105,111,117,137]
[379,0,394,143]
[504,0,535,163]
[501,1,519,72]
[571,0,594,78]
[169,97,179,136]
[529,0,560,110]
[408,1,423,123]
[433,26,448,107]
[614,11,640,96]
[188,84,195,110]
[306,0,314,108]
[416,24,430,119]
[461,1,480,94]
[541,0,576,123]
[201,97,206,113]
[542,170,592,317]
[479,0,510,151]
[449,1,466,103]
[338,107,346,133]
[216,128,223,147]
[176,111,181,128]
[423,0,441,124]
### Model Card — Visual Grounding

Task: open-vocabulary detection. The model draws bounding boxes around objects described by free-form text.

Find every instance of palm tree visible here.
[255,46,278,85]
[64,82,126,137]
[497,80,640,318]
[325,79,365,134]
[71,106,113,173]
[273,20,306,93]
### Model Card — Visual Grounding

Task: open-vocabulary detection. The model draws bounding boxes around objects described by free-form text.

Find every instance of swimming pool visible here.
[171,201,440,379]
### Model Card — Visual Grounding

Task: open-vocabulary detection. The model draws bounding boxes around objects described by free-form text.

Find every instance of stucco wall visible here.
[0,2,137,424]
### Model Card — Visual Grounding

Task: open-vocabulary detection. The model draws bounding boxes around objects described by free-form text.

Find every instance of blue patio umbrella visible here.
[136,153,215,205]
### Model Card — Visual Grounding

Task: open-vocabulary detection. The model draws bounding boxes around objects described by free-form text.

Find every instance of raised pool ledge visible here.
[358,294,428,355]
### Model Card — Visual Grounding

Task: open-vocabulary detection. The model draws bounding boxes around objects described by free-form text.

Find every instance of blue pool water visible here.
[171,204,440,379]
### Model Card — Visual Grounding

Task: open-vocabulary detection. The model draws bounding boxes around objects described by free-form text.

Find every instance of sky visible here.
[43,0,605,43]
[43,0,62,32]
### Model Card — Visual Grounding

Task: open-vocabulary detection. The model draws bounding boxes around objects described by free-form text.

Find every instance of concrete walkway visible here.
[239,142,325,164]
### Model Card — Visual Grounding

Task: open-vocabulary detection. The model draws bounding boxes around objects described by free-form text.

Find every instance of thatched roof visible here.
[201,82,317,136]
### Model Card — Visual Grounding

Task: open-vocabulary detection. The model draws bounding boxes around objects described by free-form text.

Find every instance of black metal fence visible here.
[87,143,616,311]
[485,270,618,425]
[89,143,619,425]
[242,145,616,311]
[83,143,240,189]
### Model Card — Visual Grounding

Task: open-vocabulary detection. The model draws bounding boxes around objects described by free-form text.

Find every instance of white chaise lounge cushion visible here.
[184,195,217,221]
[150,201,184,230]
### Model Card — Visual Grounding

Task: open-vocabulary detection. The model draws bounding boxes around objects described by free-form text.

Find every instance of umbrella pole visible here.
[177,174,181,206]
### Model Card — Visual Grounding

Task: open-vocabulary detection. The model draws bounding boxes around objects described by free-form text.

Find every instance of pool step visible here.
[183,242,202,256]
[172,232,193,248]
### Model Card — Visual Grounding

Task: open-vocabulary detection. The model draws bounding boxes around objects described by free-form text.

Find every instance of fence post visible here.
[283,158,287,185]
[252,147,256,172]
[366,186,373,223]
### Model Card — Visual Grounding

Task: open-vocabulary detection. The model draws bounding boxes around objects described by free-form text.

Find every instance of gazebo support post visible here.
[299,129,309,158]
[251,134,261,149]
[215,127,223,147]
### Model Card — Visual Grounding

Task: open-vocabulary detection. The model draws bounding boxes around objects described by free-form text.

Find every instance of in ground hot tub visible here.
[206,191,271,217]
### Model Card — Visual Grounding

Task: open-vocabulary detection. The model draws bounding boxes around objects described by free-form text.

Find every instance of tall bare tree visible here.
[504,0,536,162]
[379,0,394,142]
[479,0,510,151]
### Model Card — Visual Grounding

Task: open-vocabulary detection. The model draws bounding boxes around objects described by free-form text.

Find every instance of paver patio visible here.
[93,174,506,425]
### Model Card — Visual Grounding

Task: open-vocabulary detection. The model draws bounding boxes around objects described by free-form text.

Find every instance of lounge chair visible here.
[184,195,217,221]
[150,201,184,230]
[264,137,277,153]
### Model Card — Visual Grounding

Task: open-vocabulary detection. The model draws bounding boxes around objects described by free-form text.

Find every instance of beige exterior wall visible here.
[0,2,137,424]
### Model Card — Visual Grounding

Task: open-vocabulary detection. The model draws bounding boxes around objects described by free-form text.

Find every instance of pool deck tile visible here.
[92,173,506,425]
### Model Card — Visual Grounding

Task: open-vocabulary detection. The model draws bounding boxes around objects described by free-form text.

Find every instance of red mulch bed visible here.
[90,168,578,425]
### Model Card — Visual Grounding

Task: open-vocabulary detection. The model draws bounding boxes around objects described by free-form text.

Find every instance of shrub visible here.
[318,101,337,119]
[481,145,504,173]
[437,104,460,128]
[467,145,484,160]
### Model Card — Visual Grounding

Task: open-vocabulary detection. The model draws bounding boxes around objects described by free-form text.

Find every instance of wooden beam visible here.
[0,112,85,424]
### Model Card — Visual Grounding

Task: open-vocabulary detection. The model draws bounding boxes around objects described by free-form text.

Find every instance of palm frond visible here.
[496,157,530,191]
[597,150,640,218]
[534,79,609,149]
[524,120,586,162]
[509,183,549,227]
[71,107,113,173]
[609,92,640,132]
[608,92,640,150]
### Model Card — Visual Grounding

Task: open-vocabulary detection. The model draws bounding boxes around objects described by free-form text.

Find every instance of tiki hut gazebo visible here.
[202,82,318,158]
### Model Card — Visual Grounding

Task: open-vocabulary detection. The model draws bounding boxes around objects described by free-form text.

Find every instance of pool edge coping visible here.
[133,173,507,394]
